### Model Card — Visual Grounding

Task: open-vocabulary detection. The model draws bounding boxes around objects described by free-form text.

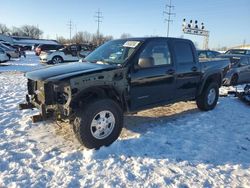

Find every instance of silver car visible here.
[221,54,250,86]
[0,48,9,63]
[0,43,20,59]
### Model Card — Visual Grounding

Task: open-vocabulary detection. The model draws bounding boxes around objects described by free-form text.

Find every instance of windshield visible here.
[225,49,247,55]
[84,39,141,65]
[0,43,13,51]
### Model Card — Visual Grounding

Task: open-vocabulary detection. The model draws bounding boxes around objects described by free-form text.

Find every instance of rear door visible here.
[172,40,202,99]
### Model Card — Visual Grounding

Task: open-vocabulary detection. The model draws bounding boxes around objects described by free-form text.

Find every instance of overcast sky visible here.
[1,0,249,49]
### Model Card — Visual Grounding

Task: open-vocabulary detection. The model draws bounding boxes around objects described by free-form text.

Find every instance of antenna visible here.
[163,0,175,37]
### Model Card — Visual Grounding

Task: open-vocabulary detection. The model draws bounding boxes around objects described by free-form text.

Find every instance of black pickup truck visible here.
[20,37,229,149]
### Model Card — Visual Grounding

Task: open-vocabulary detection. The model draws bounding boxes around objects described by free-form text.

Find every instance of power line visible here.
[95,9,103,45]
[163,0,175,37]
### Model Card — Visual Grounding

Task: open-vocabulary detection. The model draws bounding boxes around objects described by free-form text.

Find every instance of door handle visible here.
[191,66,198,72]
[166,69,175,75]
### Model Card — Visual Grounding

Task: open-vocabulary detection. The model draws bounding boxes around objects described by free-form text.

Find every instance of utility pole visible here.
[243,39,246,48]
[163,0,175,37]
[67,20,73,43]
[95,9,103,45]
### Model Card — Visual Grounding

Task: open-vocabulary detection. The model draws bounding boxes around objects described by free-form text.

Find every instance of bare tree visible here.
[82,31,92,43]
[120,33,132,39]
[0,23,9,34]
[20,25,43,39]
[72,32,85,44]
[92,33,113,46]
[11,27,23,36]
[56,36,69,44]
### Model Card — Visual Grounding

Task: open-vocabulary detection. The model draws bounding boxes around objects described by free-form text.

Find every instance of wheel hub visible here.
[90,110,115,139]
[207,88,216,105]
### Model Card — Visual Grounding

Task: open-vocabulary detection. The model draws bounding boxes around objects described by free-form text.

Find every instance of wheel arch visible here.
[71,85,126,111]
[52,55,64,61]
[198,72,222,96]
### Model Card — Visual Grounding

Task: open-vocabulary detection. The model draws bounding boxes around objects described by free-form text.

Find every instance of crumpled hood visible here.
[25,62,115,82]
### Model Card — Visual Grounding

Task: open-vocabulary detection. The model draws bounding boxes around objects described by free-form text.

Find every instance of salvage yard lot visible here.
[0,54,249,187]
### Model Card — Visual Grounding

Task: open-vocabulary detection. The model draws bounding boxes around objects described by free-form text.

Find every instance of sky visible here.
[0,0,250,49]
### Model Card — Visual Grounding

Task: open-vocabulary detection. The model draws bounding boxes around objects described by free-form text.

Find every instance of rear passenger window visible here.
[174,42,194,64]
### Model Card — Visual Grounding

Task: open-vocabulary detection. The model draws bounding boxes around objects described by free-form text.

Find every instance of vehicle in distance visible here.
[0,43,20,59]
[221,54,250,86]
[198,50,221,59]
[35,44,64,56]
[225,49,250,55]
[20,37,230,149]
[39,44,92,64]
[0,48,9,63]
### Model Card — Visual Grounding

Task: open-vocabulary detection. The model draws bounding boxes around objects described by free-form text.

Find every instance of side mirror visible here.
[137,57,154,69]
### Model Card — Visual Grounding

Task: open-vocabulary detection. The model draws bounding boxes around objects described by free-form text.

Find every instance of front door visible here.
[129,39,176,111]
[239,57,250,83]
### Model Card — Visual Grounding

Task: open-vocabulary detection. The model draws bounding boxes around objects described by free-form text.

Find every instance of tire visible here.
[196,82,219,111]
[52,56,63,64]
[73,99,123,149]
[230,74,238,86]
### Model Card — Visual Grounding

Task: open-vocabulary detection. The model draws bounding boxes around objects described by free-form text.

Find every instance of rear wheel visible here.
[196,82,219,111]
[73,99,123,149]
[52,56,63,64]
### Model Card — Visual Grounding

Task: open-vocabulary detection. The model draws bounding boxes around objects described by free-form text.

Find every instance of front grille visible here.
[28,80,55,105]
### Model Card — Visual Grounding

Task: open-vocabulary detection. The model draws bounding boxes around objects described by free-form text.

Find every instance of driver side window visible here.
[137,40,171,68]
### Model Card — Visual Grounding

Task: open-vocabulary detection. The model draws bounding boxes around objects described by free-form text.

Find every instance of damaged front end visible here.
[19,79,72,123]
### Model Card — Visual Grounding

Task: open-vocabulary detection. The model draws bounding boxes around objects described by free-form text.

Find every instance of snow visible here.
[0,55,250,187]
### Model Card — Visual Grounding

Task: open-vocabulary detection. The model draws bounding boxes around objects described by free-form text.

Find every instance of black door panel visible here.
[130,66,175,109]
[129,39,176,111]
[173,41,201,98]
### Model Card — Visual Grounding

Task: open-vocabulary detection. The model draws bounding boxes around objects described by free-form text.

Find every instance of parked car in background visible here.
[39,44,92,64]
[0,41,17,50]
[0,48,9,63]
[198,50,221,59]
[35,44,64,56]
[221,54,250,86]
[225,49,250,55]
[0,43,20,59]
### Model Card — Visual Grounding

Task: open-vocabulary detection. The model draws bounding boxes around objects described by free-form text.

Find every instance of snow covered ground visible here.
[0,55,250,187]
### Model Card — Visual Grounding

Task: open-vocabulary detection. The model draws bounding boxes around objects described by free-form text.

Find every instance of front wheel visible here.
[52,56,63,64]
[73,99,123,149]
[196,82,219,111]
